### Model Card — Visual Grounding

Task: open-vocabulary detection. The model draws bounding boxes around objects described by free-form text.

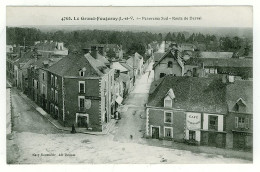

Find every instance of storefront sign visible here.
[186,112,201,130]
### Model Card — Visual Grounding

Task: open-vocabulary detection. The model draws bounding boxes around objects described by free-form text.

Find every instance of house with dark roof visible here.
[153,50,184,81]
[225,80,253,150]
[146,75,228,147]
[45,51,115,131]
[146,75,253,150]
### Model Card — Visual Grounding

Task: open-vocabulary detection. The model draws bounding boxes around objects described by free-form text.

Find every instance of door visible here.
[152,127,159,139]
[208,133,217,147]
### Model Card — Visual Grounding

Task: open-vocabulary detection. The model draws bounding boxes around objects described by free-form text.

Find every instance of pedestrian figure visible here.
[130,135,133,139]
[71,124,76,134]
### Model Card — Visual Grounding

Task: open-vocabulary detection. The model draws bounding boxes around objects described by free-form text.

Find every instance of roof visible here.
[153,50,184,69]
[31,56,62,69]
[120,62,133,71]
[186,58,253,68]
[96,53,110,64]
[200,52,233,59]
[111,62,128,72]
[226,80,253,114]
[47,53,109,77]
[153,52,167,62]
[148,75,228,114]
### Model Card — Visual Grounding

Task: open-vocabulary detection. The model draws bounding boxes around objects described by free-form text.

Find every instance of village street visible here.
[112,62,154,144]
[11,88,62,134]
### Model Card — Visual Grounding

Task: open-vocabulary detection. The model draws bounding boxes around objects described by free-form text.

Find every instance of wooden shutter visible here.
[235,117,238,128]
[245,118,249,129]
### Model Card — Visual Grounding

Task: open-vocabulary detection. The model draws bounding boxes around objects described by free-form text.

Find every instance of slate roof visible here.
[31,56,62,69]
[47,53,108,77]
[186,58,253,68]
[200,52,233,59]
[147,75,228,114]
[153,50,184,69]
[153,52,167,62]
[226,80,253,114]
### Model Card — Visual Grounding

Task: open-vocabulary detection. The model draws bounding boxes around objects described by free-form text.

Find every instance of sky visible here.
[6,6,253,28]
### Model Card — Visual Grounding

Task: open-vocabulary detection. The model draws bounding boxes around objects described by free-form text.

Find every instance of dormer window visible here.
[164,88,175,108]
[79,67,86,77]
[80,71,85,77]
[234,98,247,112]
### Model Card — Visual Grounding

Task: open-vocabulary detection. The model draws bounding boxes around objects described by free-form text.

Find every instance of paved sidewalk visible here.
[15,88,116,135]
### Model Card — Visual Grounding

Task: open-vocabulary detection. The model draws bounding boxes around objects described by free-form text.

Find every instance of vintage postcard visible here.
[5,6,253,164]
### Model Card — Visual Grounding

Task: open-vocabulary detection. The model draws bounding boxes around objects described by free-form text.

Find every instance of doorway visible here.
[152,126,159,139]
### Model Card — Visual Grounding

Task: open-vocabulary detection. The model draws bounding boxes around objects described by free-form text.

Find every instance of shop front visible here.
[185,112,201,145]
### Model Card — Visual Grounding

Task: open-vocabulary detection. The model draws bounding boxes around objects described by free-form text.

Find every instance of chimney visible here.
[91,46,98,59]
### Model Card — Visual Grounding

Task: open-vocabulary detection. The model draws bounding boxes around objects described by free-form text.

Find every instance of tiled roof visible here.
[226,80,253,114]
[147,75,228,114]
[47,52,108,77]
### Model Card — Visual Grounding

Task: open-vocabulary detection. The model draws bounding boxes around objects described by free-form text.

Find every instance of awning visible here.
[115,95,123,105]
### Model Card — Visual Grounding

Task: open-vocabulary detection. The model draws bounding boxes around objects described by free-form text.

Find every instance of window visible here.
[164,99,172,108]
[79,81,85,93]
[164,111,173,124]
[54,76,57,87]
[189,130,196,140]
[51,88,54,100]
[164,127,173,138]
[55,90,58,103]
[209,115,218,130]
[168,61,173,68]
[78,96,85,111]
[51,74,54,85]
[160,73,166,78]
[209,68,215,74]
[42,72,45,80]
[235,117,249,129]
[79,70,85,77]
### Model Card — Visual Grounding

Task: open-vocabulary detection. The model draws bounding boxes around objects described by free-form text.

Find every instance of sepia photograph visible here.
[5,6,254,164]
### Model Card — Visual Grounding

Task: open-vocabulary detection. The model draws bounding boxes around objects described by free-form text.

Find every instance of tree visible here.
[165,32,172,41]
[106,48,116,60]
[127,42,146,56]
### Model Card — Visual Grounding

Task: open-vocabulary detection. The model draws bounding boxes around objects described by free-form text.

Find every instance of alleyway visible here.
[112,62,154,143]
[11,88,62,134]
